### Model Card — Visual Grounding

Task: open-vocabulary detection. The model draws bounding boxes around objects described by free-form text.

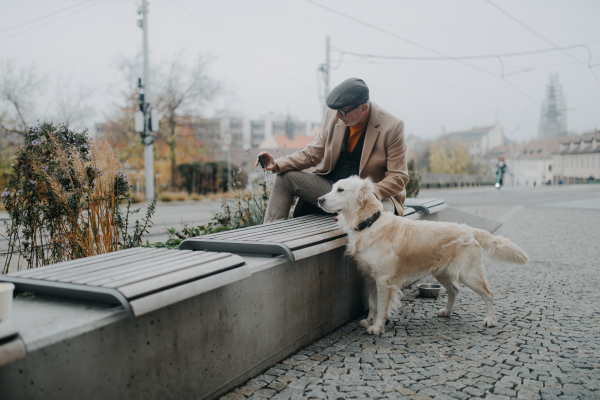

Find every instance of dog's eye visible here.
[337,188,344,192]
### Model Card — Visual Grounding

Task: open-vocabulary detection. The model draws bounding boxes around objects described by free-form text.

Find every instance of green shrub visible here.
[406,159,421,198]
[1,123,155,272]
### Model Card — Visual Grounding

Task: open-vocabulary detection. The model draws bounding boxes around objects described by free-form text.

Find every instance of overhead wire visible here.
[330,43,599,64]
[0,1,105,42]
[304,0,539,104]
[485,0,600,86]
[168,0,317,95]
[0,1,91,34]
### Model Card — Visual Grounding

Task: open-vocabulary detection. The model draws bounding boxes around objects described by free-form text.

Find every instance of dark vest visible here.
[326,125,367,182]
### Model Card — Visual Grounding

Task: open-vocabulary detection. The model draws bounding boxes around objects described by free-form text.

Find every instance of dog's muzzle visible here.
[317,197,325,207]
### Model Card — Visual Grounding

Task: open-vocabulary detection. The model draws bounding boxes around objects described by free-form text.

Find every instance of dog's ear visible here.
[357,177,375,206]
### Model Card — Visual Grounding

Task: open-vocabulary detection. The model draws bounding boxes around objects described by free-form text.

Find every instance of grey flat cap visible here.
[326,78,369,109]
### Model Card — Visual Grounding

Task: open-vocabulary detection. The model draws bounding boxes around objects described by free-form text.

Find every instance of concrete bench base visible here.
[0,249,366,400]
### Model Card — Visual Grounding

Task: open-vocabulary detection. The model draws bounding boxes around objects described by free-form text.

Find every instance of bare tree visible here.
[54,75,95,129]
[155,53,221,189]
[0,59,43,137]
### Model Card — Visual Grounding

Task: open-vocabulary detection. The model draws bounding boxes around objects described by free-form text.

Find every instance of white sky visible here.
[2,0,600,142]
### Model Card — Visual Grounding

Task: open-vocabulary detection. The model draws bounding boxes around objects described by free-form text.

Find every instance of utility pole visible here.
[320,36,330,121]
[137,0,155,201]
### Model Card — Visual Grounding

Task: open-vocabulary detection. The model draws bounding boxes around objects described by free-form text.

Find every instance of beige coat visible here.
[275,101,409,216]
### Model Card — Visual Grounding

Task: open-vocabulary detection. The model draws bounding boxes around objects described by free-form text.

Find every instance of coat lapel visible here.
[328,122,346,173]
[359,104,380,174]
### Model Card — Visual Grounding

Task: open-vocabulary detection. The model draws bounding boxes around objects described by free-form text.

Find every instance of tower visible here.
[538,73,567,138]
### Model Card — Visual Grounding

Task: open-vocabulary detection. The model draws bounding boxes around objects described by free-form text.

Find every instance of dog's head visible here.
[317,176,378,215]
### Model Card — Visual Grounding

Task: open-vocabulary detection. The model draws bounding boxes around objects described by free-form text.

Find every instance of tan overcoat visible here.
[275,101,409,216]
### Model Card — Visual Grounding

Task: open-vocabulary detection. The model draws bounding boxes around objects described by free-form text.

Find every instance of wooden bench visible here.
[180,198,447,259]
[0,320,26,368]
[0,248,248,318]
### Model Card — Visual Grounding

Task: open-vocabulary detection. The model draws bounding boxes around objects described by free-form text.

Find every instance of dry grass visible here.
[41,137,128,259]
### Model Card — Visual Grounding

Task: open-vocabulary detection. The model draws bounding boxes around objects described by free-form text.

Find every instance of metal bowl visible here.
[417,283,442,298]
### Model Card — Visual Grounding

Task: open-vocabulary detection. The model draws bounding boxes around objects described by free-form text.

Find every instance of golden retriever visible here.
[318,176,528,335]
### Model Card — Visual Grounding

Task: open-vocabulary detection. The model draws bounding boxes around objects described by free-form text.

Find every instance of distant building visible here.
[538,73,567,139]
[447,123,506,160]
[552,130,600,184]
[488,133,595,186]
[194,113,320,151]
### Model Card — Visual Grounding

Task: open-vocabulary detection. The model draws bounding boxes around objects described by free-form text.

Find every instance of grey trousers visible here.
[264,171,334,223]
[263,171,395,223]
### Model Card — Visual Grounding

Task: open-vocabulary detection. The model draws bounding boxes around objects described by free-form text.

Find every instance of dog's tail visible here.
[472,228,528,264]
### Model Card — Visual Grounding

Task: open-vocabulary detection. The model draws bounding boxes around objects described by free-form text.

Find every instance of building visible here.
[447,123,506,160]
[552,130,600,184]
[487,135,577,186]
[194,114,320,151]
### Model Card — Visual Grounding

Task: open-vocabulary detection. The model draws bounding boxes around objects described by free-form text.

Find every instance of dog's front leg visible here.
[367,277,393,335]
[360,276,377,328]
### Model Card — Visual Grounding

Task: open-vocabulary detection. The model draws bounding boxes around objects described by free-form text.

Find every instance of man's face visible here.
[336,104,368,126]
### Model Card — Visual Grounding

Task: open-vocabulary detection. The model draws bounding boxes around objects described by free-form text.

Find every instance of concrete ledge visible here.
[0,250,366,400]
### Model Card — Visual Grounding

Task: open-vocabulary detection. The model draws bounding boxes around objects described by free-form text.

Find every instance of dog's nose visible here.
[317,197,324,206]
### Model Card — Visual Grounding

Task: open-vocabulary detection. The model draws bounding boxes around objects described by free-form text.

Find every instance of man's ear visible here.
[357,177,375,206]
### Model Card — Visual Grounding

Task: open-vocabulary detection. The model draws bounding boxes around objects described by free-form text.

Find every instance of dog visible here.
[318,176,528,335]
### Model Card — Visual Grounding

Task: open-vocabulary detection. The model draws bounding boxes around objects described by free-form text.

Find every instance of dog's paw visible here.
[437,308,452,317]
[483,317,497,327]
[360,318,373,328]
[367,325,384,335]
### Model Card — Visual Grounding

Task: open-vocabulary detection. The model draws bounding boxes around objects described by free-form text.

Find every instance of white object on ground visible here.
[0,283,15,321]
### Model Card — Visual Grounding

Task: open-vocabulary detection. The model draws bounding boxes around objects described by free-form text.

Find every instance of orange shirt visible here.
[346,119,369,153]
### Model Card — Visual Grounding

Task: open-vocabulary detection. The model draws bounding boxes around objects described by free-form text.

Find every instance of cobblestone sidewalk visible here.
[221,208,600,400]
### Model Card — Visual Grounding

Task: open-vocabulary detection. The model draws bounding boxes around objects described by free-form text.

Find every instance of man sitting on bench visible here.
[255,78,409,223]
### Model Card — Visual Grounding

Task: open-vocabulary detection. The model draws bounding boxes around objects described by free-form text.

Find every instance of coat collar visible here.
[359,102,380,174]
[329,101,381,175]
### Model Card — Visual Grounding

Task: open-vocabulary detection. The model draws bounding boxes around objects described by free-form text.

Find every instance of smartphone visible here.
[258,155,266,169]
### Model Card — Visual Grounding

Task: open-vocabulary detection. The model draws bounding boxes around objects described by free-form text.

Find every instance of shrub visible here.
[146,173,273,249]
[1,123,155,272]
[406,159,421,198]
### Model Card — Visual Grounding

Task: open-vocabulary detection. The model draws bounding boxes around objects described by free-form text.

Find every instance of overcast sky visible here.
[2,0,599,142]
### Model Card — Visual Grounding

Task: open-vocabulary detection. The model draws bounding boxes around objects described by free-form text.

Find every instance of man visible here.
[256,78,408,223]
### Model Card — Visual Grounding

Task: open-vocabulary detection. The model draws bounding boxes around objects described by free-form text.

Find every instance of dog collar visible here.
[354,211,382,231]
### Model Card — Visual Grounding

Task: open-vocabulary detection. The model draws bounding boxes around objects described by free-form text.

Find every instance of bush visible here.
[406,159,421,198]
[1,123,155,272]
[146,173,273,249]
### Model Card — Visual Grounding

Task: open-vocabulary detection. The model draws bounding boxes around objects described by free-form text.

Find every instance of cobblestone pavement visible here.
[221,207,600,400]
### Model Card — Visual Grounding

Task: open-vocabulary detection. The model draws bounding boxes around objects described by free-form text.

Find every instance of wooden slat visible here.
[10,247,154,278]
[283,229,346,250]
[204,217,335,241]
[102,252,231,289]
[71,251,203,285]
[118,255,245,298]
[42,250,175,282]
[15,248,165,279]
[270,226,340,244]
[202,214,324,239]
[128,266,250,317]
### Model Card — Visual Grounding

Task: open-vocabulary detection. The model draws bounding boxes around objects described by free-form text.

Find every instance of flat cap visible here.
[326,78,369,109]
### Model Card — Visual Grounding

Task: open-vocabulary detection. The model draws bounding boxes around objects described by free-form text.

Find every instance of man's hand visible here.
[255,151,279,172]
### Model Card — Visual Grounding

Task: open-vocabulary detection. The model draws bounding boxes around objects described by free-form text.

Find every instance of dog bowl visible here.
[417,283,442,298]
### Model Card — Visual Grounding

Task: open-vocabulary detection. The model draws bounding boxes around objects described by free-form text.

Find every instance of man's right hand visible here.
[255,151,279,172]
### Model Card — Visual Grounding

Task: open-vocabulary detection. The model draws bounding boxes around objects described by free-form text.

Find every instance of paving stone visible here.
[220,207,600,400]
